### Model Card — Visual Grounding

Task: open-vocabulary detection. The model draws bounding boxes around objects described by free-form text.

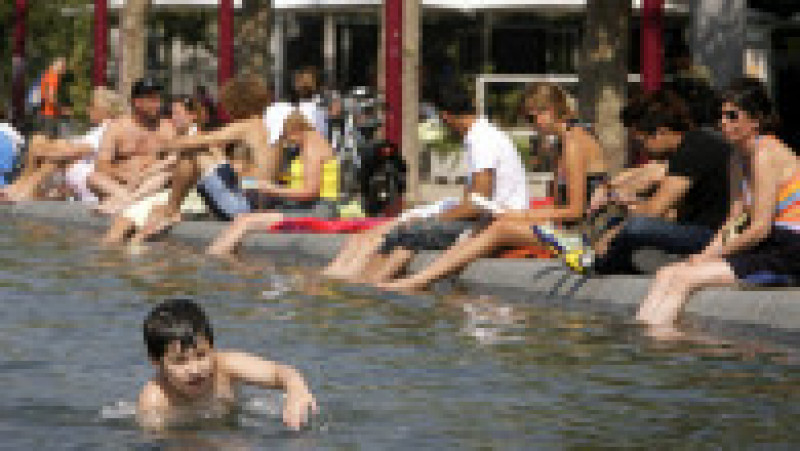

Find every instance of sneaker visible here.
[563,248,596,274]
[531,224,586,254]
[532,224,595,273]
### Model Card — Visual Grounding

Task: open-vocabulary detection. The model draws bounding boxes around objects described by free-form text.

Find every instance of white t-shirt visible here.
[464,117,528,210]
[0,122,25,155]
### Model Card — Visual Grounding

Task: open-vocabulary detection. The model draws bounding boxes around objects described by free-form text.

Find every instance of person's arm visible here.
[93,123,120,177]
[704,150,779,258]
[628,174,691,217]
[256,134,325,201]
[503,134,588,222]
[41,139,96,160]
[218,351,317,430]
[437,169,494,221]
[136,381,170,430]
[169,119,251,152]
[694,156,745,259]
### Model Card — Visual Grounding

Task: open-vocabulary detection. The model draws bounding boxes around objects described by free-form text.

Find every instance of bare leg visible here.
[130,156,201,244]
[363,248,414,284]
[636,259,736,329]
[322,220,400,279]
[4,161,60,200]
[101,216,135,245]
[379,219,540,292]
[206,212,284,256]
[88,171,130,201]
[98,170,172,215]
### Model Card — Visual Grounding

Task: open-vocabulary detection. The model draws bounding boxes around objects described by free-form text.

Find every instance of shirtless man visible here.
[88,78,169,205]
[130,75,322,243]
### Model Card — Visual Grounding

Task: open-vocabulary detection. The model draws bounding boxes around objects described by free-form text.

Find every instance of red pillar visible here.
[218,0,234,89]
[641,0,664,92]
[384,0,403,149]
[12,0,27,125]
[93,0,108,87]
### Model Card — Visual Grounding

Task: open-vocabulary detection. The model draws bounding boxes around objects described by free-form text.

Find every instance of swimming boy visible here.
[137,298,317,430]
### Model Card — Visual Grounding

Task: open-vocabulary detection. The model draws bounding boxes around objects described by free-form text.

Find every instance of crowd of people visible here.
[1,69,798,339]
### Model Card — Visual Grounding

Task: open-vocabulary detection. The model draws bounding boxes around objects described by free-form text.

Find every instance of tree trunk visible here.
[578,0,630,173]
[236,0,272,81]
[402,0,421,203]
[120,0,149,103]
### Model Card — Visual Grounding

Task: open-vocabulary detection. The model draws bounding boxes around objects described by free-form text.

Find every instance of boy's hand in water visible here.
[283,388,318,430]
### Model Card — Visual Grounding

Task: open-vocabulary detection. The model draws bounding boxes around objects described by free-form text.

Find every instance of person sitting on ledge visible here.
[375,83,606,292]
[637,78,800,334]
[0,86,125,202]
[205,111,341,256]
[585,89,734,275]
[321,84,530,284]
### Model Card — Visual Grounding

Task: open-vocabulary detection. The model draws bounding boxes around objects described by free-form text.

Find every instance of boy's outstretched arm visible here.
[218,351,318,430]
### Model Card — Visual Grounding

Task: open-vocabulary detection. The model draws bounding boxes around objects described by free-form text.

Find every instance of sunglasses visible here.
[720,109,740,121]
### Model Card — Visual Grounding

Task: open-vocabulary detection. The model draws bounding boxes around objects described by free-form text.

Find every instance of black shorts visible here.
[379,219,477,254]
[725,228,800,280]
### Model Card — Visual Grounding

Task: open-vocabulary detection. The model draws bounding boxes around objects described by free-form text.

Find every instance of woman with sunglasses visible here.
[378,83,606,292]
[637,78,800,332]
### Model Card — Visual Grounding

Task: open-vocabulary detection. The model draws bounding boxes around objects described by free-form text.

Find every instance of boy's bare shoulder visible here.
[137,379,170,412]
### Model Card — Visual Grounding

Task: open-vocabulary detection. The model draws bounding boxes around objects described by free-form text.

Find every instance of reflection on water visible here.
[1,219,799,449]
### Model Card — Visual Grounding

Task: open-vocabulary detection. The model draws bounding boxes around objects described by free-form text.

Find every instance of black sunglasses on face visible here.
[721,109,740,121]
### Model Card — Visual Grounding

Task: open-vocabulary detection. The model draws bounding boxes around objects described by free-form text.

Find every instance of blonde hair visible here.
[92,86,126,119]
[523,83,577,121]
[281,111,314,138]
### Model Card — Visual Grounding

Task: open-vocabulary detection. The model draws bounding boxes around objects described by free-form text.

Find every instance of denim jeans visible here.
[595,216,716,275]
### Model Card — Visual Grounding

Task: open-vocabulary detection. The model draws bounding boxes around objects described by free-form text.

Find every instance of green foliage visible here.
[1,1,94,126]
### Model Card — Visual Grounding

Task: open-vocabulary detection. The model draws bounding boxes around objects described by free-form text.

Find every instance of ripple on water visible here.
[1,218,800,448]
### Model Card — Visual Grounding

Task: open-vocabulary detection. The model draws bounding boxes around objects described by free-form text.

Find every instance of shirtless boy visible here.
[137,298,317,431]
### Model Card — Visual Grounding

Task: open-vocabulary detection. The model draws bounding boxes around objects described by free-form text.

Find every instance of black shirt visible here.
[667,130,732,229]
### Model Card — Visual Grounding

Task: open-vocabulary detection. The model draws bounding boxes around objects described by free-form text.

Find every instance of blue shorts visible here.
[196,163,253,221]
[196,163,339,221]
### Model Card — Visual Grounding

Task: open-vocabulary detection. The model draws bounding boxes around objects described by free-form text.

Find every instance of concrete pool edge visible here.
[3,201,799,344]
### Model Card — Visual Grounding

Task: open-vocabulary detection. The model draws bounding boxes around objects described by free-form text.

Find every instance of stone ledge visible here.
[3,201,798,345]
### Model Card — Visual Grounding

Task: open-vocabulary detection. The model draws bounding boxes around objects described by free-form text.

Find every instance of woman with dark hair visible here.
[637,78,800,331]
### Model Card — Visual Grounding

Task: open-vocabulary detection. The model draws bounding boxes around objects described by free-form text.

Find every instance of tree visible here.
[578,0,631,173]
[402,0,421,202]
[120,0,149,103]
[236,0,272,81]
[1,1,93,124]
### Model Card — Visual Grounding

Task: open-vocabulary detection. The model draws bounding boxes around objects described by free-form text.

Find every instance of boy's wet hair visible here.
[143,298,214,361]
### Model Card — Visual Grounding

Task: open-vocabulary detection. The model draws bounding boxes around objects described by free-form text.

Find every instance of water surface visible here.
[0,220,798,449]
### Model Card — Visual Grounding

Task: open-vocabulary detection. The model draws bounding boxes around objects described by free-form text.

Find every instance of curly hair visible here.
[219,75,272,121]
